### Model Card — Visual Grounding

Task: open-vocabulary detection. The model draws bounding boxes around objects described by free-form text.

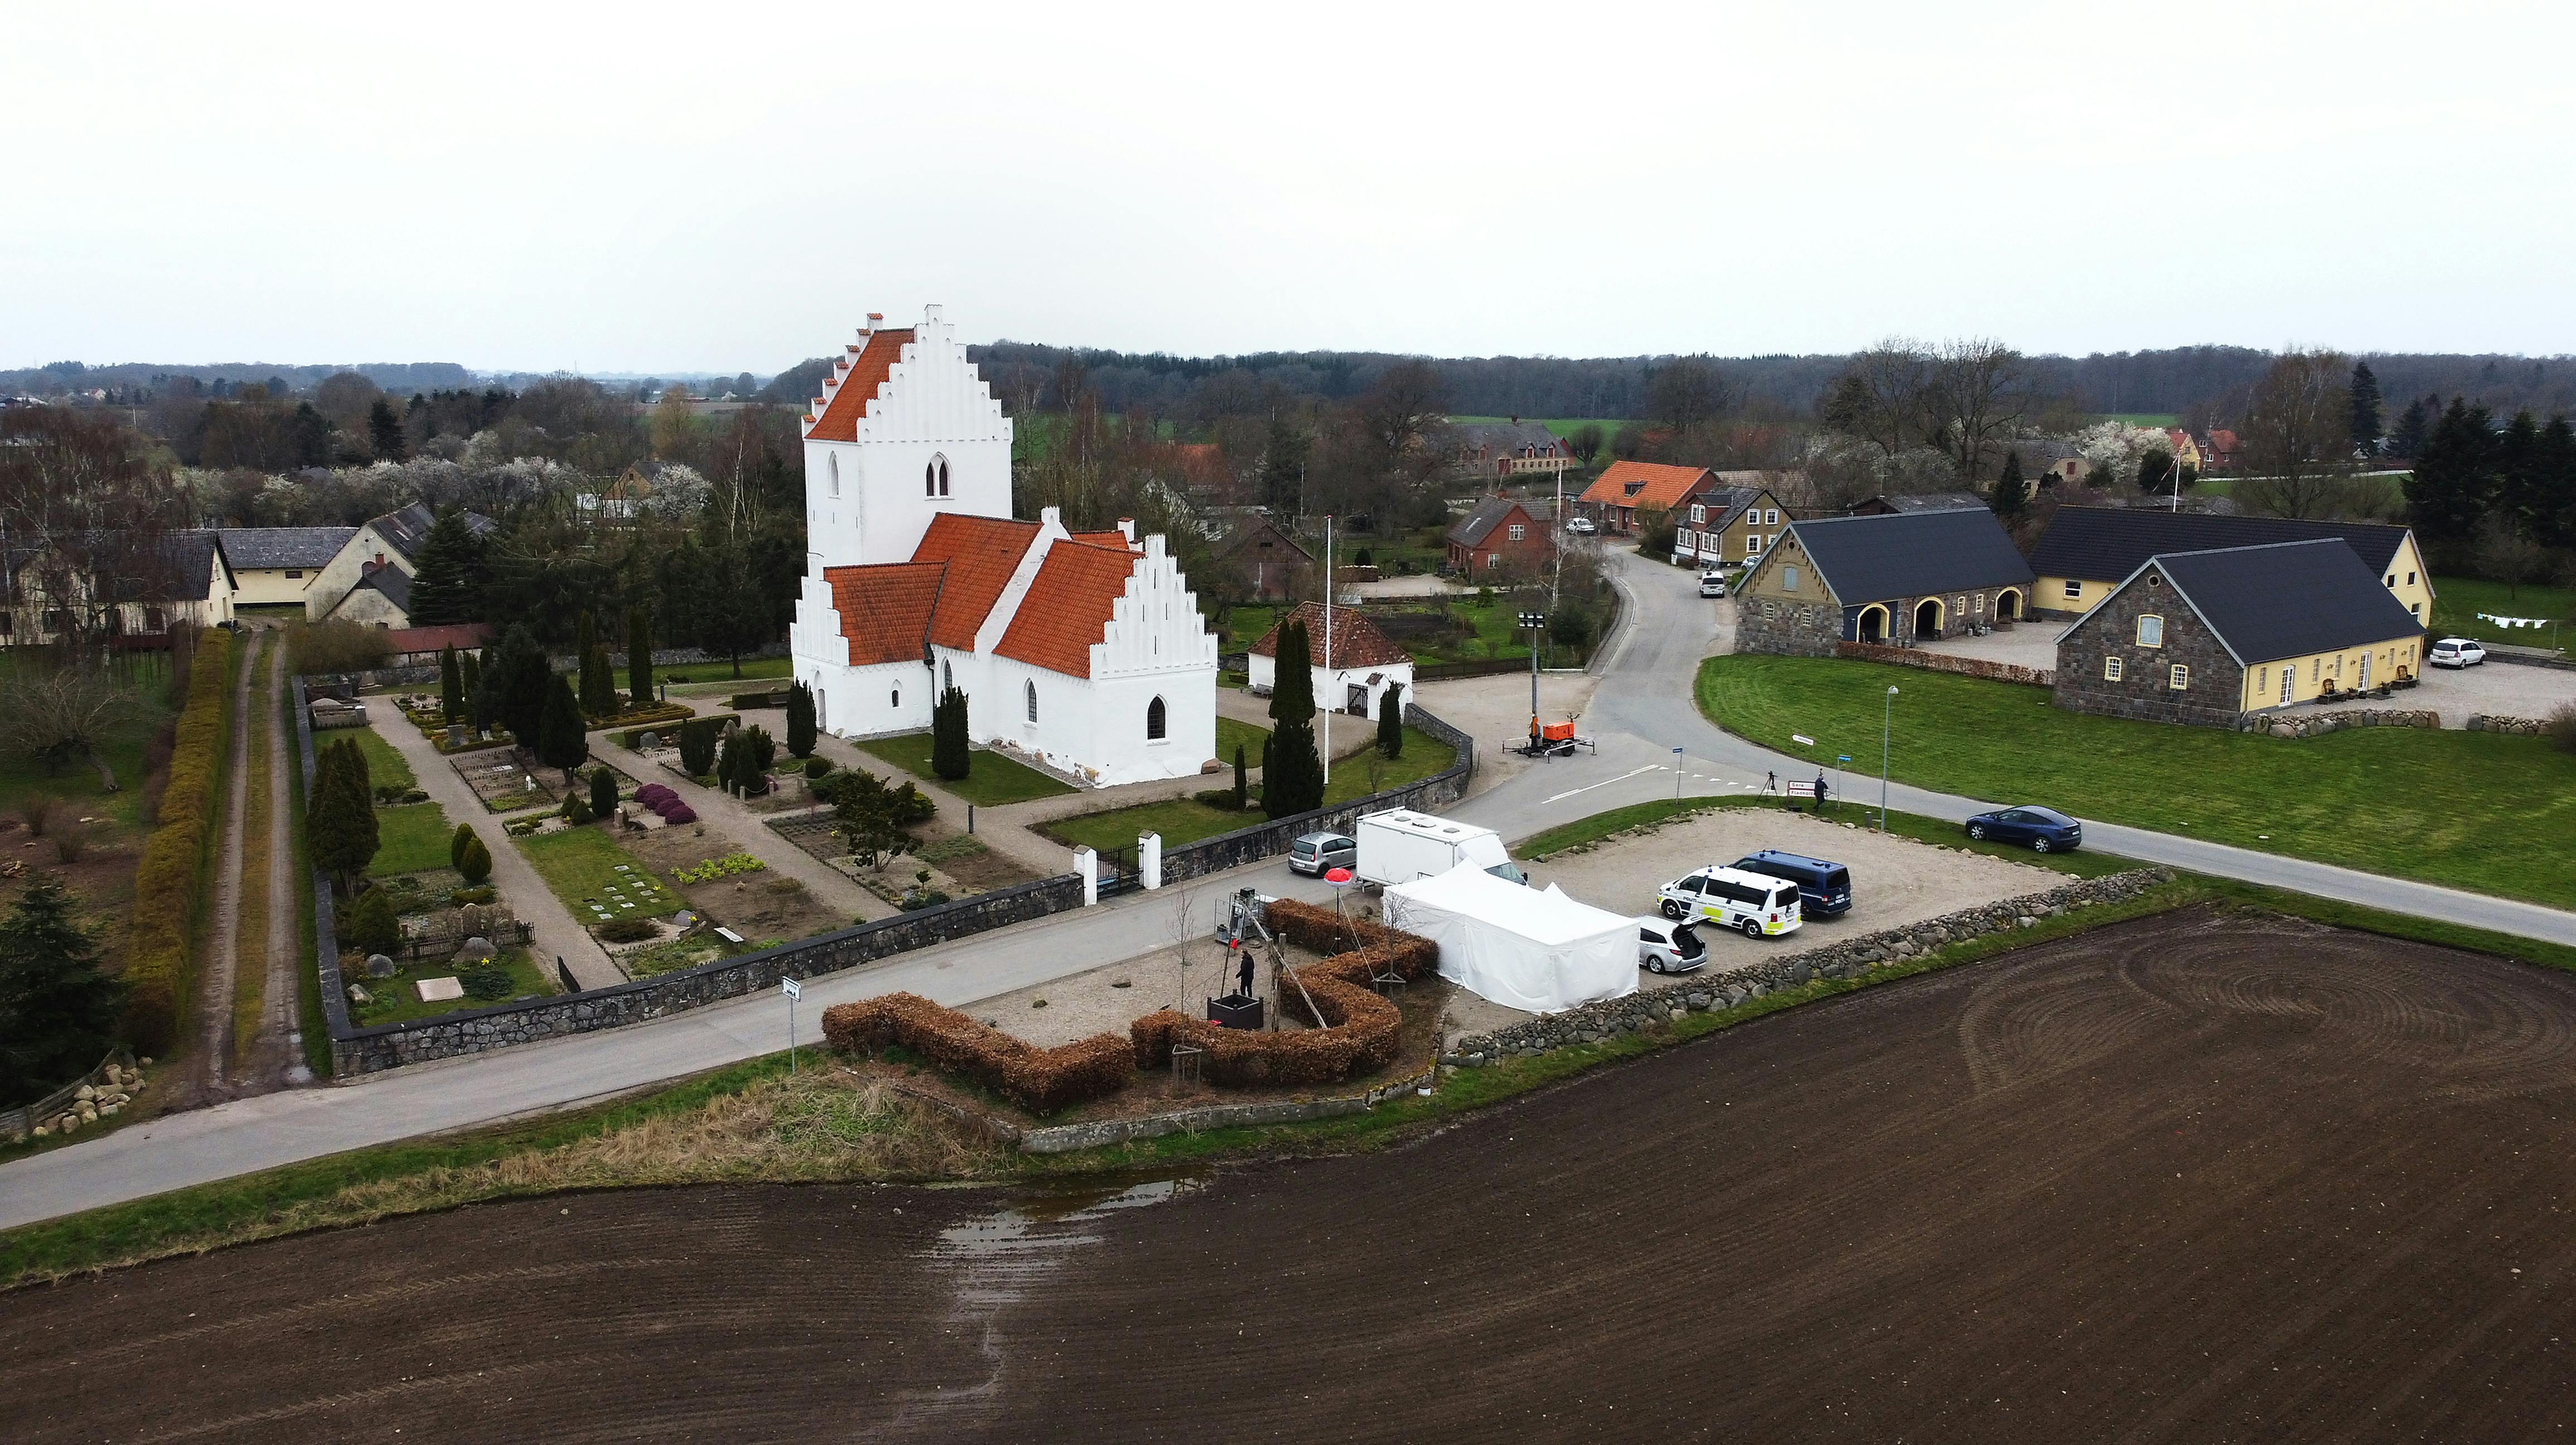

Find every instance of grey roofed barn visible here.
[214,526,356,570]
[1775,509,2034,605]
[2028,506,2415,584]
[2067,539,2426,666]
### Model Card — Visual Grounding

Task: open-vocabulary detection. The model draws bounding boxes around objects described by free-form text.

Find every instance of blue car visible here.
[1964,805,2082,853]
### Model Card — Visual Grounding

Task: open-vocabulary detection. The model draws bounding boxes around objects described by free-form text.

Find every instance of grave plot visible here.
[451,753,564,814]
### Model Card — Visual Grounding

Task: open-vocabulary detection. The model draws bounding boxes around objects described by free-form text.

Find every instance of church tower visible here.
[798,304,1012,567]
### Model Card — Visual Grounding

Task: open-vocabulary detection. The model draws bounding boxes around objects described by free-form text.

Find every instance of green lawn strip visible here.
[661,655,792,685]
[0,1053,799,1289]
[1696,654,2576,910]
[1213,716,1269,765]
[343,726,417,792]
[515,826,682,921]
[284,687,329,1079]
[1514,792,2136,878]
[852,732,1074,806]
[2428,574,2574,658]
[350,948,554,1027]
[367,800,456,878]
[1039,727,1457,854]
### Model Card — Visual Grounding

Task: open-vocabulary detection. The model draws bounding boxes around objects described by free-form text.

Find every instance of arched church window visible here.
[1024,680,1038,723]
[925,458,936,496]
[1146,695,1167,741]
[828,452,839,498]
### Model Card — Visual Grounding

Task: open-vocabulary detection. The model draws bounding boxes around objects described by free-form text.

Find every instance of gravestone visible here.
[457,935,496,962]
[365,953,396,979]
[415,976,465,1003]
[639,732,660,751]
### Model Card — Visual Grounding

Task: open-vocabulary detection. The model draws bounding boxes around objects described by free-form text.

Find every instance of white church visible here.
[787,305,1219,787]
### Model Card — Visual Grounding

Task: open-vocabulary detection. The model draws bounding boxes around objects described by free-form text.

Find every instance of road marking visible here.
[1539,765,1661,804]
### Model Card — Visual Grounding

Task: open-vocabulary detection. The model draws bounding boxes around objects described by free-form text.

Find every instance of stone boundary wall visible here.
[1836,640,2053,687]
[2487,649,2575,673]
[299,674,1481,1073]
[2235,707,2440,738]
[1158,703,1476,886]
[2466,713,2551,735]
[1445,869,2172,1066]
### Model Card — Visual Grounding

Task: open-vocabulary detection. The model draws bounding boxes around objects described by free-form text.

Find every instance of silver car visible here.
[1635,916,1707,974]
[1288,831,1356,877]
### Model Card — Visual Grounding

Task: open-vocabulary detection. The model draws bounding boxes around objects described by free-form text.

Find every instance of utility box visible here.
[1207,993,1265,1030]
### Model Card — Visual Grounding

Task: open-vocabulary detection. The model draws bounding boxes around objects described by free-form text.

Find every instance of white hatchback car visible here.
[1698,571,1728,598]
[1565,516,1598,536]
[1634,916,1707,974]
[1657,865,1804,940]
[2429,637,2487,668]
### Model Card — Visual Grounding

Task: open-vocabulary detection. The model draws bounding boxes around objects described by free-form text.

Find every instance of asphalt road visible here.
[1456,550,2576,948]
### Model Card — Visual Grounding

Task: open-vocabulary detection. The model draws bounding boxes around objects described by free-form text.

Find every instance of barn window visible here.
[1781,566,1799,592]
[1146,695,1167,740]
[2136,615,2164,647]
[1024,680,1037,723]
[2169,664,2190,690]
[2104,656,2123,682]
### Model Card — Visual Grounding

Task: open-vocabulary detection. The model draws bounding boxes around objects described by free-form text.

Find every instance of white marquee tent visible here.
[1383,863,1636,1014]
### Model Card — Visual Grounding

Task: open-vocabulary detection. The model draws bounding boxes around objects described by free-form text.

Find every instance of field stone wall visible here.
[2237,707,2440,737]
[2465,713,2549,735]
[1444,868,2173,1067]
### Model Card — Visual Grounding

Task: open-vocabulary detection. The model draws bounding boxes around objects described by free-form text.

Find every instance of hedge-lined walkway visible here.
[173,632,258,1106]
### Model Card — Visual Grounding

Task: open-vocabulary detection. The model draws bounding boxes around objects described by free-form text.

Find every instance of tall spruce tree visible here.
[2494,410,2548,535]
[367,397,408,461]
[931,684,970,781]
[1377,681,1404,759]
[1992,449,2029,518]
[460,649,484,726]
[2348,361,2384,456]
[2389,397,2433,460]
[575,612,620,718]
[1264,619,1324,818]
[2535,414,2576,550]
[536,674,589,785]
[481,625,552,746]
[0,876,127,1106]
[2404,398,2497,548]
[405,510,484,626]
[625,606,655,707]
[438,644,463,722]
[786,682,818,759]
[308,740,379,894]
[1232,742,1248,809]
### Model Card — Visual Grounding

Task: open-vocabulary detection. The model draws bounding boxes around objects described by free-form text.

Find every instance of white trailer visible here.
[1354,808,1524,888]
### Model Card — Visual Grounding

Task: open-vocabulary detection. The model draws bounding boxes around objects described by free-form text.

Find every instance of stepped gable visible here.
[908,513,1043,649]
[802,326,916,442]
[994,542,1140,678]
[823,560,946,666]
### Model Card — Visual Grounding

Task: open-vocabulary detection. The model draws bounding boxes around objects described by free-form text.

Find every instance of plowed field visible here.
[8,907,2575,1442]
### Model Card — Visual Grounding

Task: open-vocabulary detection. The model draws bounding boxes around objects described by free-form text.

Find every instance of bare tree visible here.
[0,408,184,665]
[2234,349,2355,519]
[2475,516,2554,599]
[1844,339,1934,457]
[1646,359,1727,436]
[0,666,138,792]
[1925,337,2027,482]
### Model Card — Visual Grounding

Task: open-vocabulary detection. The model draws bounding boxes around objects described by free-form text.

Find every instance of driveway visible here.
[1913,625,2059,673]
[2306,657,2576,728]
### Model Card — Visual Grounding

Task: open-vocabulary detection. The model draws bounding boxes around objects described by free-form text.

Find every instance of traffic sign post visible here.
[781,977,802,1074]
[1672,746,1684,799]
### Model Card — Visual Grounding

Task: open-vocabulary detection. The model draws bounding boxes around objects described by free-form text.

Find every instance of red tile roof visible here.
[1246,601,1409,670]
[824,561,945,665]
[994,542,1138,678]
[1068,529,1138,551]
[803,328,916,442]
[909,513,1042,649]
[1578,460,1713,509]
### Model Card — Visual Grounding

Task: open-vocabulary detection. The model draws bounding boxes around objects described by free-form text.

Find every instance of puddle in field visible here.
[885,1172,1212,1434]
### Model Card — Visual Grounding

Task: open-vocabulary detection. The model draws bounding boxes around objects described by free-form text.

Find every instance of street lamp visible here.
[1879,685,1898,831]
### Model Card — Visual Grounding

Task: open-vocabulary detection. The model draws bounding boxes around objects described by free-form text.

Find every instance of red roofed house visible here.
[1246,602,1415,719]
[1576,460,1723,535]
[789,307,1217,786]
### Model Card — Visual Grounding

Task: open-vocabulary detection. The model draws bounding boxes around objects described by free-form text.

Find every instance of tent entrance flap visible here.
[1383,864,1635,1014]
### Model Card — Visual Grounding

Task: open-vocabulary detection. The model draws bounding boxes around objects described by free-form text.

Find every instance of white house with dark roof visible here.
[1245,602,1414,718]
[788,307,1217,787]
[216,526,356,616]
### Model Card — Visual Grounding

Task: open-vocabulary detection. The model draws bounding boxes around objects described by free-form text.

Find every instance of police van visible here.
[1655,865,1804,940]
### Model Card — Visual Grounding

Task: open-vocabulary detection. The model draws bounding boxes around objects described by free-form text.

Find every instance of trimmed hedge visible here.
[1129,899,1438,1088]
[821,992,1133,1115]
[122,627,239,1055]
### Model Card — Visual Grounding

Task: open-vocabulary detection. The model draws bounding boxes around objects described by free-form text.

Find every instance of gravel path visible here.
[172,632,257,1106]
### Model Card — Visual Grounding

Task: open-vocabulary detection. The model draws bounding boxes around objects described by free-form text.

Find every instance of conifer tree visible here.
[1232,742,1248,810]
[1991,450,2028,518]
[345,887,399,958]
[439,644,463,722]
[0,876,126,1104]
[786,682,817,759]
[456,833,492,886]
[1377,682,1404,759]
[309,740,379,893]
[589,767,618,821]
[2349,361,2384,456]
[931,684,970,781]
[1264,619,1324,817]
[367,397,408,461]
[451,822,476,870]
[536,673,589,786]
[576,613,620,718]
[2403,398,2496,547]
[405,510,484,626]
[625,606,655,707]
[2389,397,2434,460]
[460,649,483,725]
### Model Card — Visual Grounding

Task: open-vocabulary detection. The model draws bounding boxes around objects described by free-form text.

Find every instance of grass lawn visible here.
[1448,416,1627,443]
[2430,574,2574,658]
[1697,654,2576,909]
[350,948,554,1028]
[853,732,1074,806]
[1214,716,1269,767]
[345,726,417,792]
[1041,726,1456,855]
[368,799,456,877]
[661,655,792,685]
[0,667,175,833]
[2096,413,2180,428]
[1513,792,2136,879]
[516,825,683,920]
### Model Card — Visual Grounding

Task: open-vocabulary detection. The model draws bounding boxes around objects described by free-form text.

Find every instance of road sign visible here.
[781,977,802,1074]
[780,978,801,1001]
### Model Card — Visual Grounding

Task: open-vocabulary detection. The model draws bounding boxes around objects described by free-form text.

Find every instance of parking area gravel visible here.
[2308,656,2576,726]
[1446,808,2072,1039]
[1413,670,1601,798]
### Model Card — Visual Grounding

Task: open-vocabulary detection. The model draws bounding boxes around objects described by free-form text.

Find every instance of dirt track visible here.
[9,907,2576,1442]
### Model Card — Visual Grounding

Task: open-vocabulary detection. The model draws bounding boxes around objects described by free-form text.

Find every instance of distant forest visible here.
[13,344,2573,429]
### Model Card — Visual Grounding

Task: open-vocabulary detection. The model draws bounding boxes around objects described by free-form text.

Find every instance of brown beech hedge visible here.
[821,992,1133,1115]
[123,627,239,1056]
[1129,899,1439,1089]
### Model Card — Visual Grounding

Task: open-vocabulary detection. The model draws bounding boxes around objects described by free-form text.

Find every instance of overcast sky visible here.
[5,2,2571,375]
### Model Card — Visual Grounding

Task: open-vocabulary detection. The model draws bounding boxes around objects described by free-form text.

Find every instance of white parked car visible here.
[2429,637,2486,668]
[1634,916,1707,974]
[1564,516,1598,536]
[1698,571,1728,598]
[1656,865,1804,940]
